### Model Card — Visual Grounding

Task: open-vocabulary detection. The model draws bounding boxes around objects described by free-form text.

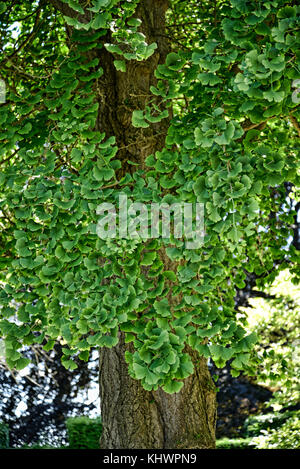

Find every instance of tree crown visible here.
[0,0,299,393]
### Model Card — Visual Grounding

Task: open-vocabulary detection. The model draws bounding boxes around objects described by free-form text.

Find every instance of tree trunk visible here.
[95,0,217,450]
[99,335,217,449]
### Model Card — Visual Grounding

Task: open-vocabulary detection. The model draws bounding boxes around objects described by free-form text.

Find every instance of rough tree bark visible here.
[49,0,217,449]
[99,335,216,449]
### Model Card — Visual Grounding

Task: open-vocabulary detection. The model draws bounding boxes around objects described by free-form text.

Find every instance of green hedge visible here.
[216,437,254,449]
[0,422,9,449]
[66,416,102,449]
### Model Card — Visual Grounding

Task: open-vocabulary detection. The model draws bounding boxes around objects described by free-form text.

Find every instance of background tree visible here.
[0,342,99,447]
[0,0,299,449]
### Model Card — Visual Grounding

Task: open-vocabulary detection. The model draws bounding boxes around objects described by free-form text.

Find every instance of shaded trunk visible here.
[99,335,216,449]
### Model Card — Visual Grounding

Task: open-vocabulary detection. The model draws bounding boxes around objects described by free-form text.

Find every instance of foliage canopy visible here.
[0,0,299,393]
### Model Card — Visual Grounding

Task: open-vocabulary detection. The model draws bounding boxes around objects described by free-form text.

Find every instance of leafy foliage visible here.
[217,410,300,449]
[244,410,300,438]
[242,270,300,409]
[0,0,299,392]
[247,410,300,449]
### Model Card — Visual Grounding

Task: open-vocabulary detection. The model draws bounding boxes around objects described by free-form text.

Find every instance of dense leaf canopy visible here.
[0,0,299,393]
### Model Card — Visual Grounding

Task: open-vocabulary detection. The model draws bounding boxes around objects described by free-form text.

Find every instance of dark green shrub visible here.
[66,416,102,449]
[0,422,9,449]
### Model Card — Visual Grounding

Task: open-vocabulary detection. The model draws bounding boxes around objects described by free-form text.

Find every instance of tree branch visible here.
[0,149,18,166]
[289,114,300,137]
[242,120,267,132]
[7,8,43,61]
